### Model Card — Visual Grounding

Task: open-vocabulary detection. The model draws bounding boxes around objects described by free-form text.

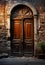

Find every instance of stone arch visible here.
[10,2,38,56]
[10,2,37,15]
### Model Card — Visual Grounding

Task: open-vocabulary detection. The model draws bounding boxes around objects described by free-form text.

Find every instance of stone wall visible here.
[38,13,45,42]
[0,0,45,55]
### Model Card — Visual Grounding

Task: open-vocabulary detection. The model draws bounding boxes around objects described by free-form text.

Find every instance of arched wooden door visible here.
[11,5,34,56]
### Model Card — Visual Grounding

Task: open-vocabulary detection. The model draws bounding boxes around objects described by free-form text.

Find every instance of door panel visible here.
[24,19,32,39]
[24,19,33,40]
[23,18,34,56]
[14,20,22,39]
[12,19,23,56]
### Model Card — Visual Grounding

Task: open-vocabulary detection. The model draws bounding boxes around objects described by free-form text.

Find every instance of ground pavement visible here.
[0,56,45,65]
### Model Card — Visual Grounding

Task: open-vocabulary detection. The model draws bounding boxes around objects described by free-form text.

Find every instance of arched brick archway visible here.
[10,2,38,56]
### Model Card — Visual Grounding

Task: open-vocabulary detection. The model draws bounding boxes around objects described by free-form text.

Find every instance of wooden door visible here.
[11,18,34,56]
[12,19,23,56]
[23,18,34,56]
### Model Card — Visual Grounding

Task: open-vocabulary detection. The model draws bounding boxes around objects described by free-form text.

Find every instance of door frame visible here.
[10,4,38,56]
